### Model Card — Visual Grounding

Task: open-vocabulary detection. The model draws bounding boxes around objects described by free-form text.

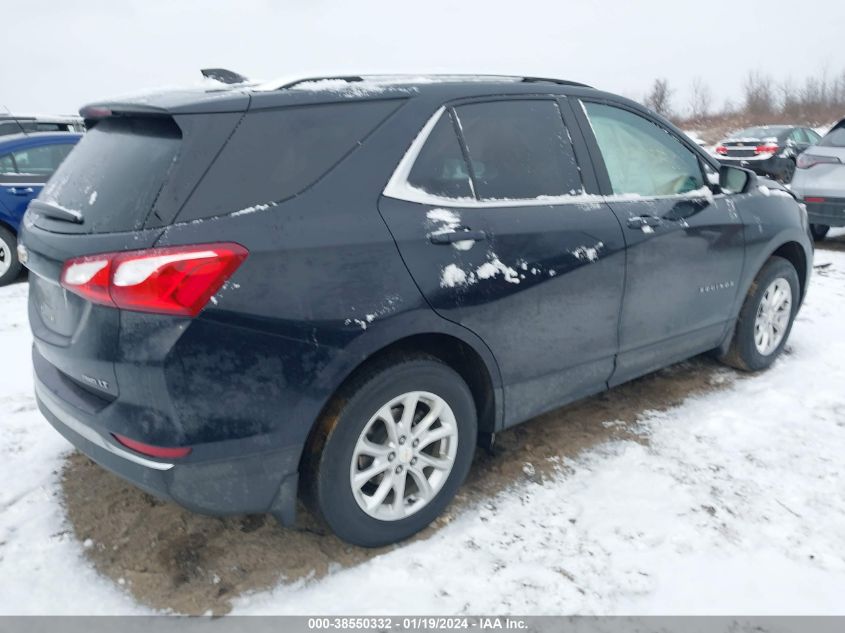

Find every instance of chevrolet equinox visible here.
[21,75,813,547]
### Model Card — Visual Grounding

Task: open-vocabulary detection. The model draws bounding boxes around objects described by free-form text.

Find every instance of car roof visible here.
[82,74,603,116]
[0,114,82,123]
[0,131,83,149]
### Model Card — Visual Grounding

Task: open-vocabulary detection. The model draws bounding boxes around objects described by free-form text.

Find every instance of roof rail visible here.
[277,75,365,89]
[267,74,594,91]
[520,76,592,88]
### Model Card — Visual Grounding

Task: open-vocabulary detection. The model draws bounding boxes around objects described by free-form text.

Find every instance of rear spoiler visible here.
[201,68,249,84]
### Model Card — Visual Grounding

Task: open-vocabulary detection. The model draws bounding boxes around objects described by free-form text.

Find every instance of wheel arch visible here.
[770,240,808,301]
[718,234,811,358]
[0,217,17,236]
[299,328,503,475]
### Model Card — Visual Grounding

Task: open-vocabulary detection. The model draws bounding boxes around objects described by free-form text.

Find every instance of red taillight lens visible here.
[61,243,248,316]
[804,197,826,203]
[754,144,779,155]
[715,145,728,155]
[112,433,192,459]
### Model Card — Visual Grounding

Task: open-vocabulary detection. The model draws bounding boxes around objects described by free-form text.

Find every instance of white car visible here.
[0,114,84,138]
[790,119,845,241]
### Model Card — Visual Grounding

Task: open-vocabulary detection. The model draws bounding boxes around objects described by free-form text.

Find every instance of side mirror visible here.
[719,165,756,194]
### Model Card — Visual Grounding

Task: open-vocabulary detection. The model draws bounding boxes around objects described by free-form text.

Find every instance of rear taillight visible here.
[804,197,826,203]
[112,433,192,459]
[60,243,248,316]
[715,145,728,155]
[754,144,779,155]
[797,153,842,169]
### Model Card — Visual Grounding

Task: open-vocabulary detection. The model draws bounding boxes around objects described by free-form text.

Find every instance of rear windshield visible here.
[819,125,845,148]
[732,126,786,140]
[38,117,180,233]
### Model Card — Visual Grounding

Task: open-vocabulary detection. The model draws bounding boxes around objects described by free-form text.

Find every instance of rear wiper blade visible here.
[29,200,84,224]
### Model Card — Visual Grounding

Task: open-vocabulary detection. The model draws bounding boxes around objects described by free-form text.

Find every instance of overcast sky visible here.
[4,0,844,116]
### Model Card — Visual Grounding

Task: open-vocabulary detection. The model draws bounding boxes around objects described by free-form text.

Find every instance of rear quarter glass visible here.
[175,99,404,223]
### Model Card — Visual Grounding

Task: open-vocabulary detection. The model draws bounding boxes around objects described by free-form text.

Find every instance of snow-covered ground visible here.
[1,247,845,615]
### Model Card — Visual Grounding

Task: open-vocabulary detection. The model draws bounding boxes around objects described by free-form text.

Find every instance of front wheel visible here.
[304,355,477,547]
[719,256,799,372]
[810,224,830,241]
[0,226,22,287]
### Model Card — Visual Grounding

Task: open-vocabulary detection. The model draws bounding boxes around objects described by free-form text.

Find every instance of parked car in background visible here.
[683,130,708,149]
[0,114,84,138]
[0,132,81,284]
[20,75,812,547]
[714,125,821,183]
[790,119,845,240]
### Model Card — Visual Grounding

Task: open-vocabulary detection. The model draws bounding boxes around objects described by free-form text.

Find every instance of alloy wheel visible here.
[754,278,792,356]
[350,391,458,521]
[0,235,12,277]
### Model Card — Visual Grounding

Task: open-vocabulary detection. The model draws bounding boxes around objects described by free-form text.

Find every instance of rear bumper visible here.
[34,367,300,524]
[719,156,791,179]
[802,198,845,227]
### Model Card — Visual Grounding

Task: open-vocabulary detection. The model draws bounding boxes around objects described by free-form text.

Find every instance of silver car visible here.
[790,119,845,240]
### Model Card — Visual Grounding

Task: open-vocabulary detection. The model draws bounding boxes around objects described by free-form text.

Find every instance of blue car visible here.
[0,132,81,285]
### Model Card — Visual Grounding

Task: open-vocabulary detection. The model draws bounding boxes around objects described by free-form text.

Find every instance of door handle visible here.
[429,229,488,245]
[627,215,662,230]
[7,187,34,196]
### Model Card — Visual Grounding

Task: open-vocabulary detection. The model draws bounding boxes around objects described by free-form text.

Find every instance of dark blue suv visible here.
[0,132,81,284]
[20,75,812,547]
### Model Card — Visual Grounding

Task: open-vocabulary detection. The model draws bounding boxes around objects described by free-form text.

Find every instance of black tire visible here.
[810,224,830,241]
[779,159,796,184]
[719,256,800,372]
[303,354,477,547]
[0,225,22,287]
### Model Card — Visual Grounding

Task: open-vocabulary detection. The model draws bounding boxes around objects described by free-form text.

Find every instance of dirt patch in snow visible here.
[61,356,731,614]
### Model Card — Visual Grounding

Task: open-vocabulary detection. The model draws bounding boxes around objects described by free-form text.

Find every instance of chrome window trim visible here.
[383,104,720,209]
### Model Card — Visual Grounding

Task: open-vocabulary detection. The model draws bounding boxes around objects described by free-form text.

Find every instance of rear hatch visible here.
[720,139,765,158]
[793,124,845,198]
[22,104,244,400]
[717,127,784,158]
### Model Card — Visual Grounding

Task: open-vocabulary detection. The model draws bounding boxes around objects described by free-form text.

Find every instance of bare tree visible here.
[688,77,712,120]
[645,78,673,117]
[743,71,776,116]
[780,78,800,118]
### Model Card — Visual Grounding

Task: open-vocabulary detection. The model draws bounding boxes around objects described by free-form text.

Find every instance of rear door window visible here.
[788,128,806,144]
[0,153,15,174]
[406,111,473,199]
[10,144,73,176]
[453,100,583,200]
[582,102,704,197]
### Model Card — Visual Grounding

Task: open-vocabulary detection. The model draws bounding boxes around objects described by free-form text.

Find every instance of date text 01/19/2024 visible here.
[306,616,528,630]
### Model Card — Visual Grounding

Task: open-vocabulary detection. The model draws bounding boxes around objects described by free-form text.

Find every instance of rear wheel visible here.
[0,226,22,287]
[719,256,799,371]
[810,224,830,241]
[304,355,477,547]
